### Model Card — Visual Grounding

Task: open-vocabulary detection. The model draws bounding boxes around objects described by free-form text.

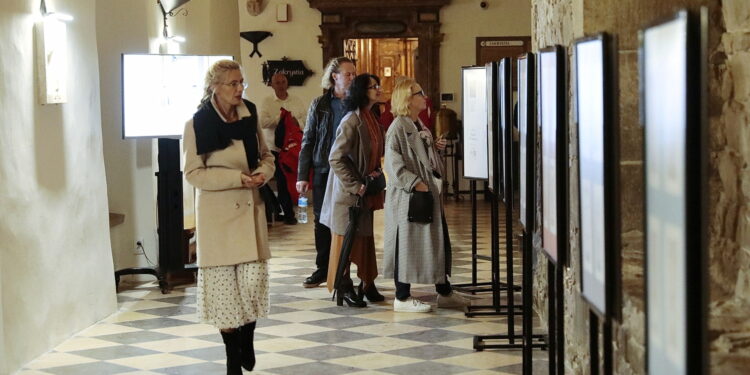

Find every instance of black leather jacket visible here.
[298,89,336,180]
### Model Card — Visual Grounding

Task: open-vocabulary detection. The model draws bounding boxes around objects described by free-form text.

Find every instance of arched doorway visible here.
[307,0,450,110]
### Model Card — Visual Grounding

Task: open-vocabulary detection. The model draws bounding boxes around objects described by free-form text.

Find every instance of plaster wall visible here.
[97,0,240,278]
[0,0,117,373]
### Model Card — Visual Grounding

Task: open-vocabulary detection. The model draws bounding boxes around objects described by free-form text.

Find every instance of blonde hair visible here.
[391,78,419,117]
[199,59,242,107]
[321,57,354,90]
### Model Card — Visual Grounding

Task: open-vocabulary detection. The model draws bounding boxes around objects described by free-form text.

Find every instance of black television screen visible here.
[121,54,232,138]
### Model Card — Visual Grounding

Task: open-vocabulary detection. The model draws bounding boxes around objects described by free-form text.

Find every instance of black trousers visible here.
[272,151,294,217]
[312,171,331,274]
[393,229,452,301]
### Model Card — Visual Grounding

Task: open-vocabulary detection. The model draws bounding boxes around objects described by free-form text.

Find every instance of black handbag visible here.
[365,171,386,196]
[408,191,433,223]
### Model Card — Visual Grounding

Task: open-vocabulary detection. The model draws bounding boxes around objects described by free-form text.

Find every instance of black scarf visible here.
[193,99,259,170]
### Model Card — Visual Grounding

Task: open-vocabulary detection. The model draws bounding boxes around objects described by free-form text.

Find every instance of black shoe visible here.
[303,271,326,288]
[283,216,298,225]
[220,330,243,375]
[238,322,256,372]
[358,282,385,302]
[336,290,367,307]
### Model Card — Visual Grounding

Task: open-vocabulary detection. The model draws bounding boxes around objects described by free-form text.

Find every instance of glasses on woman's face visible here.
[411,90,425,97]
[223,81,248,90]
[368,84,381,90]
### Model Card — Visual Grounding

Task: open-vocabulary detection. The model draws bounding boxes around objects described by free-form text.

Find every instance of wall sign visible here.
[261,57,314,86]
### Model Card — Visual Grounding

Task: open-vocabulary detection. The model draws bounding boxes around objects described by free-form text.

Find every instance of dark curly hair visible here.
[344,74,380,112]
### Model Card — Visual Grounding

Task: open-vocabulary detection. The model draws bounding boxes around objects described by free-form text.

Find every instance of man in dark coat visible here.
[297,57,356,288]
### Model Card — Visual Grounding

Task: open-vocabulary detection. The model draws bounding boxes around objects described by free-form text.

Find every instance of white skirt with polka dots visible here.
[197,260,270,330]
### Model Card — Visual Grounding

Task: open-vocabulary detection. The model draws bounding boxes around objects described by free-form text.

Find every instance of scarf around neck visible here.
[193,99,259,170]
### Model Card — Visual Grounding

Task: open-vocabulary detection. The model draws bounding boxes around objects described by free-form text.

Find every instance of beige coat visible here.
[320,109,381,236]
[183,99,275,267]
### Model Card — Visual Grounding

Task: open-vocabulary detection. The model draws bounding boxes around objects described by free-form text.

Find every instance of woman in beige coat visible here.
[183,60,274,375]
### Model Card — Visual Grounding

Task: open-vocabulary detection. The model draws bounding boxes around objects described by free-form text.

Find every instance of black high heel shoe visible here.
[336,289,367,307]
[358,282,385,302]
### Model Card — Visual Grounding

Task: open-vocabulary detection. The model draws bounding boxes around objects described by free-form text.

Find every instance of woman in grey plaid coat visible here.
[382,78,469,313]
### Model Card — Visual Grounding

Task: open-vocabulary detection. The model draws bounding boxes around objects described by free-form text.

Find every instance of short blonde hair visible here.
[199,59,242,107]
[391,78,419,117]
[321,57,354,89]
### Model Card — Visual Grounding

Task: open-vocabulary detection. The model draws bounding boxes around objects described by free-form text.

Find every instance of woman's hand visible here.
[435,136,447,151]
[368,170,382,178]
[241,173,265,188]
[414,181,429,192]
[357,184,366,196]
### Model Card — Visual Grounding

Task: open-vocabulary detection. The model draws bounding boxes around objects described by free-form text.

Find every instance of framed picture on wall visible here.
[498,57,513,205]
[518,53,535,231]
[642,9,708,375]
[539,45,568,266]
[574,33,620,319]
[462,66,489,180]
[486,61,501,194]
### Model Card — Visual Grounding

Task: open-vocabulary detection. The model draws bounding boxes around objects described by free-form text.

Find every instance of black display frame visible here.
[486,61,502,195]
[539,45,568,266]
[641,9,708,375]
[518,53,534,231]
[461,66,490,181]
[573,33,621,321]
[498,58,512,205]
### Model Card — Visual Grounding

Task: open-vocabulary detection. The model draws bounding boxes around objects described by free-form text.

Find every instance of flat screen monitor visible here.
[121,54,233,138]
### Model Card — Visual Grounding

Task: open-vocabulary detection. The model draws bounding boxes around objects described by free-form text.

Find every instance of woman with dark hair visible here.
[320,74,386,307]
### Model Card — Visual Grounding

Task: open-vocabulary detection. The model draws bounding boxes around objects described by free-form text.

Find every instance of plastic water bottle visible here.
[297,196,308,224]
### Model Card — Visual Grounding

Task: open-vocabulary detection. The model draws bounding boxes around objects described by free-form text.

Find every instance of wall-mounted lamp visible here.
[157,0,190,44]
[40,0,74,21]
[36,0,73,104]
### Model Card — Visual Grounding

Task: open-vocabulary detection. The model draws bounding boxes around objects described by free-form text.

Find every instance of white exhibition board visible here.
[462,66,489,180]
[540,50,559,262]
[575,38,607,315]
[122,54,232,138]
[518,57,529,228]
[644,14,688,375]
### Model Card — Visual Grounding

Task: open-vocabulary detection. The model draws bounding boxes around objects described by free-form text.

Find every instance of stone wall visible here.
[531,0,749,373]
[709,0,750,373]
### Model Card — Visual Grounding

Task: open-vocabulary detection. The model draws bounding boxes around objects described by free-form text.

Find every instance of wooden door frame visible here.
[307,0,451,109]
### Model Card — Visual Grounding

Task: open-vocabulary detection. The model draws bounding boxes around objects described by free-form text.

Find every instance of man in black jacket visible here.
[297,57,356,288]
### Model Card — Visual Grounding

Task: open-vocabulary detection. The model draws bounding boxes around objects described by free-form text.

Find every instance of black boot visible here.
[358,281,385,302]
[239,321,257,371]
[336,279,366,308]
[220,330,243,375]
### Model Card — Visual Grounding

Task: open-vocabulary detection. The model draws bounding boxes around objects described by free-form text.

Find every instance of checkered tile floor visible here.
[20,199,548,374]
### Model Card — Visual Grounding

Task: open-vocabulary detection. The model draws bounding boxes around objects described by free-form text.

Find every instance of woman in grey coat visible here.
[383,78,469,313]
[320,73,386,307]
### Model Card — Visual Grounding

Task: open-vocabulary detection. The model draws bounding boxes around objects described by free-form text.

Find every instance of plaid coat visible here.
[382,116,448,284]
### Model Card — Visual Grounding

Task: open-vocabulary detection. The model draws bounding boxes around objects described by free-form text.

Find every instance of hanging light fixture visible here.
[157,0,190,44]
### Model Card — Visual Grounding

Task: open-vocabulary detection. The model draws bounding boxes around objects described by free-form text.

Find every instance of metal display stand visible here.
[114,138,194,294]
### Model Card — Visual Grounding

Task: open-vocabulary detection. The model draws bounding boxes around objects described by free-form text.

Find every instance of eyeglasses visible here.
[368,84,381,90]
[223,81,248,89]
[411,90,425,97]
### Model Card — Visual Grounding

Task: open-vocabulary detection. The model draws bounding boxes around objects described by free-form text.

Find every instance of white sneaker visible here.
[437,292,471,308]
[394,297,432,313]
